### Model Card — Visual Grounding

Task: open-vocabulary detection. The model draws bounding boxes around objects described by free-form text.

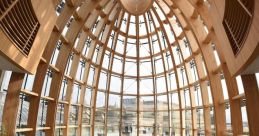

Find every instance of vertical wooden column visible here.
[104,10,124,136]
[149,7,174,135]
[46,71,63,135]
[119,13,130,135]
[241,74,259,136]
[143,13,158,136]
[200,81,212,135]
[2,72,25,136]
[27,62,49,136]
[222,64,243,135]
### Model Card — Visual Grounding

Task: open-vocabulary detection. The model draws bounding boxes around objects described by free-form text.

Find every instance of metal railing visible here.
[0,0,40,56]
[223,0,254,55]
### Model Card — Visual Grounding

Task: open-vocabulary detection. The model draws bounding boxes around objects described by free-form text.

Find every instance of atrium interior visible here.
[0,0,259,136]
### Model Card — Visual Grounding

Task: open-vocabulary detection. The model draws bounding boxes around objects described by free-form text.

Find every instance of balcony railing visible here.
[223,0,254,55]
[0,0,40,56]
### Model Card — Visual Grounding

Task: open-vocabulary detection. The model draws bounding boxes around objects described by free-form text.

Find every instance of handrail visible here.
[0,0,40,56]
[223,0,254,55]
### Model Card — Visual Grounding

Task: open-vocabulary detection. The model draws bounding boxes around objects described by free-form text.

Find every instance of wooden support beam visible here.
[2,73,25,136]
[241,74,259,136]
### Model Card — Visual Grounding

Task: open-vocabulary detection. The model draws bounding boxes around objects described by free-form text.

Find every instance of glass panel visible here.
[82,107,91,125]
[107,125,120,136]
[69,105,79,125]
[16,93,30,128]
[139,112,155,126]
[110,76,121,93]
[107,110,120,125]
[56,103,64,125]
[108,94,121,110]
[139,126,154,136]
[81,127,90,136]
[122,96,137,111]
[123,78,137,94]
[140,78,153,94]
[140,96,154,111]
[157,95,168,110]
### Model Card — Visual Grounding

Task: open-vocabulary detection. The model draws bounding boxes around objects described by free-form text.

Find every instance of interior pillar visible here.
[241,74,259,136]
